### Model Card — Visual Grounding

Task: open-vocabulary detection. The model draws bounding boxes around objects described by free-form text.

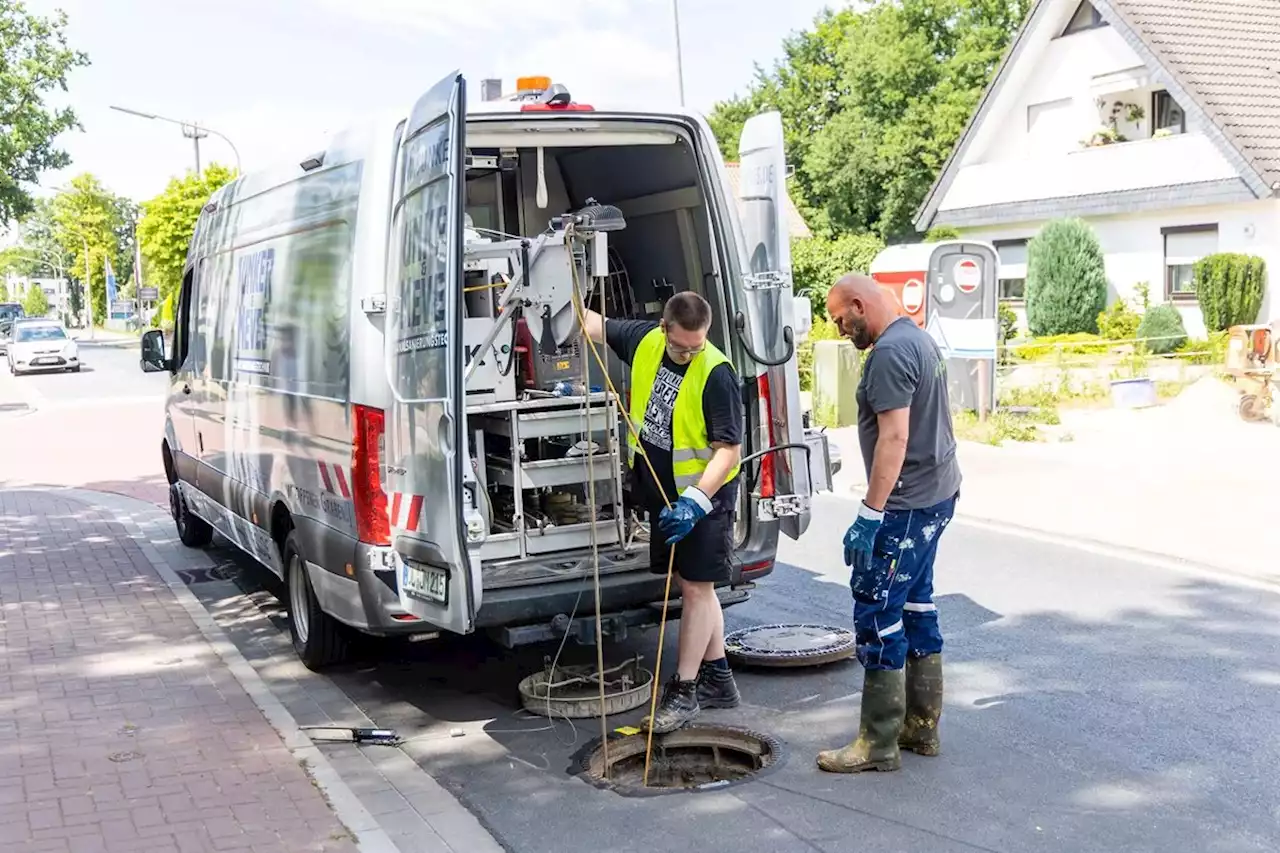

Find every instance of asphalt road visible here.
[195,494,1280,853]
[8,344,1280,852]
[3,338,166,407]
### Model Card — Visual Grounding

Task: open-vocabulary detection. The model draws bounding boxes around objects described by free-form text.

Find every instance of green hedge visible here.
[1192,253,1266,332]
[1025,218,1109,336]
[791,233,885,319]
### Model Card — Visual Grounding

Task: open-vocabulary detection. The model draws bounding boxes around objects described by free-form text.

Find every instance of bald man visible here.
[816,274,962,774]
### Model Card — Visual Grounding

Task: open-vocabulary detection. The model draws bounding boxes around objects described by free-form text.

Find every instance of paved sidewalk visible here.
[0,490,362,853]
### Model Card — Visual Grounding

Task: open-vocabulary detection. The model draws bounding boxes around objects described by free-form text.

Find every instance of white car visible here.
[7,320,80,375]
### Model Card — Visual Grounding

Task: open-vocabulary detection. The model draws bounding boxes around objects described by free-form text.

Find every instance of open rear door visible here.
[384,71,480,634]
[737,112,813,540]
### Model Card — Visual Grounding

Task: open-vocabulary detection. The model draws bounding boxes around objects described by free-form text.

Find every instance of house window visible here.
[1152,90,1186,135]
[1163,225,1217,298]
[995,239,1029,302]
[1062,1,1106,35]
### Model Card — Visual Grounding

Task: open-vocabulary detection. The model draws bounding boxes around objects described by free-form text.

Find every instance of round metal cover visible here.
[725,624,856,668]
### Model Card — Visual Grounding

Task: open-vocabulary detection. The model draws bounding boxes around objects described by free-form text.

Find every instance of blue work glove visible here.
[842,502,885,573]
[657,487,713,545]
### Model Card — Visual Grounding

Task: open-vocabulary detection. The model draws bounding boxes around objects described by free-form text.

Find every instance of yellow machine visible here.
[1224,322,1279,423]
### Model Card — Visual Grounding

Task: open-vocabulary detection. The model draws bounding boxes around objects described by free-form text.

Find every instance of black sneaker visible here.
[643,675,700,733]
[697,662,741,709]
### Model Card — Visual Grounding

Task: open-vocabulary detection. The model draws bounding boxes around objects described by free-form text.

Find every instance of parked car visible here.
[7,319,80,375]
[0,303,24,355]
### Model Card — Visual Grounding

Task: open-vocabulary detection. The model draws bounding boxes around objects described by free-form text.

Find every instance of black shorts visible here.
[649,508,734,584]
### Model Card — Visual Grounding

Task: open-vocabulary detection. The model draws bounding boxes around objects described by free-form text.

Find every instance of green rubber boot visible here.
[899,654,943,756]
[816,668,906,773]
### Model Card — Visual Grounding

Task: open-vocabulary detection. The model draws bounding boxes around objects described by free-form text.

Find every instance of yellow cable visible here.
[567,250,675,788]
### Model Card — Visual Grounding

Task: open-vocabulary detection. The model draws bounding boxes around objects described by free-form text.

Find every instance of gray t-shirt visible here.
[856,317,962,511]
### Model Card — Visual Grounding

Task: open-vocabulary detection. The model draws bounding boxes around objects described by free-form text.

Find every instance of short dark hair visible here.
[662,291,712,331]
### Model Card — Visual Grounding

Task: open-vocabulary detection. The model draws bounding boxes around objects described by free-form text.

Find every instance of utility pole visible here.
[182,123,208,175]
[672,0,686,106]
[134,217,145,327]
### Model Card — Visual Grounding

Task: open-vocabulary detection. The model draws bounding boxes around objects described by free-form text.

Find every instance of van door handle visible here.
[735,312,795,367]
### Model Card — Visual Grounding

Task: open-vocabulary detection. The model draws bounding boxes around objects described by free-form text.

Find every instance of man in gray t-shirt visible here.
[816,273,962,777]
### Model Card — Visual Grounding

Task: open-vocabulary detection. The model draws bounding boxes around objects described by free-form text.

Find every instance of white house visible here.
[915,0,1280,337]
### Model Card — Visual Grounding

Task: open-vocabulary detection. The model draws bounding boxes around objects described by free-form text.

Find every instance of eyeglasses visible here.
[665,340,706,357]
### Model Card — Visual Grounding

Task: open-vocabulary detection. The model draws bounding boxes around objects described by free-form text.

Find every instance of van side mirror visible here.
[140,329,169,373]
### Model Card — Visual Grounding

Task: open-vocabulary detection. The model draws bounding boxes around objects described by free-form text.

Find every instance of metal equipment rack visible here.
[468,393,626,562]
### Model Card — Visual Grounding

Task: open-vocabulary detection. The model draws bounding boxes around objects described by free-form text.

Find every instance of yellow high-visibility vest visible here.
[628,327,741,494]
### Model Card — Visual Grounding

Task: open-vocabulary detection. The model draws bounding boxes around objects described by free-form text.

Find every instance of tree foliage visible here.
[21,281,48,316]
[1025,218,1108,337]
[47,174,130,325]
[791,233,886,318]
[0,1,90,224]
[708,0,1030,241]
[1192,253,1266,332]
[137,164,237,306]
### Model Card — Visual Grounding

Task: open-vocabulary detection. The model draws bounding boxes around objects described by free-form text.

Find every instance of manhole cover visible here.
[725,624,856,668]
[575,725,783,796]
[518,656,653,719]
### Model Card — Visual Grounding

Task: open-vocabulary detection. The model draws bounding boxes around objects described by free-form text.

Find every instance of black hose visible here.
[734,311,794,366]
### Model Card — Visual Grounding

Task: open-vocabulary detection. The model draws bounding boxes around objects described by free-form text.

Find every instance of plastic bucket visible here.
[1110,378,1157,409]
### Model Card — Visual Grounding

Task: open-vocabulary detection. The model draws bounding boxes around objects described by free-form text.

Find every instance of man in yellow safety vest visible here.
[582,291,744,732]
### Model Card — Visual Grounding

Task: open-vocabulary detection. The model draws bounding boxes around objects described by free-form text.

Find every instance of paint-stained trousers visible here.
[851,492,958,671]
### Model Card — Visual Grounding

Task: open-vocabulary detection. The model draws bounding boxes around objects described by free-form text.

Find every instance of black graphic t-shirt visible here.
[604,319,743,514]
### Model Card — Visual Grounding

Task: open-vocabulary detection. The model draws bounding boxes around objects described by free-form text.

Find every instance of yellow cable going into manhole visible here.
[569,246,675,788]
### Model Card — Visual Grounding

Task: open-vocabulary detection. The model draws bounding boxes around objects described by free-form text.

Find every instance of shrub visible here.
[22,285,49,317]
[1008,332,1109,361]
[1176,330,1230,365]
[1025,218,1109,336]
[1096,297,1141,342]
[1192,253,1266,332]
[1136,304,1187,354]
[923,226,961,242]
[791,232,886,319]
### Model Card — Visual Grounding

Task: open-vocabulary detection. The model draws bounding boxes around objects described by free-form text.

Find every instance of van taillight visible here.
[757,374,776,499]
[352,405,391,545]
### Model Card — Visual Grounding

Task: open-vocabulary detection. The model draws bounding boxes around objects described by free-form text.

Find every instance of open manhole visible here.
[725,623,856,668]
[518,656,653,718]
[575,725,783,796]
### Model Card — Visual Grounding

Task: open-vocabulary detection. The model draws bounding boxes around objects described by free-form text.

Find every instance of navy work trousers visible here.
[851,492,958,671]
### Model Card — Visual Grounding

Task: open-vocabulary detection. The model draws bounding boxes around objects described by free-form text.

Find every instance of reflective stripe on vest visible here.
[627,327,741,495]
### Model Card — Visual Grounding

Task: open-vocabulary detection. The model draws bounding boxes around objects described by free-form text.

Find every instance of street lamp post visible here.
[672,0,686,106]
[49,185,95,340]
[109,105,241,175]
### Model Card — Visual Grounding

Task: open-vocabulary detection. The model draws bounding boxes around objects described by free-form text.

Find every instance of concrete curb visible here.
[62,488,405,853]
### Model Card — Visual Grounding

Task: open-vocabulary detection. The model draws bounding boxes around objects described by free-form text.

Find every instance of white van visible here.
[140,72,833,669]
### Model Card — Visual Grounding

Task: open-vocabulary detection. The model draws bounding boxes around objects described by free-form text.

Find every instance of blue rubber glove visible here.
[842,502,885,572]
[658,487,713,545]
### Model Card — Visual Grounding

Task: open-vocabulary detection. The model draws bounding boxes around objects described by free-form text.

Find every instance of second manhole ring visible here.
[574,725,784,796]
[725,624,857,668]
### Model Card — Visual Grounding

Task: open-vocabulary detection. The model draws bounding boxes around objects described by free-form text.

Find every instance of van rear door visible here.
[736,111,814,540]
[384,71,481,634]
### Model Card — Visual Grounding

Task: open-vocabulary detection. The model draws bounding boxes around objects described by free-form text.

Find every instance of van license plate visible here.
[403,562,449,605]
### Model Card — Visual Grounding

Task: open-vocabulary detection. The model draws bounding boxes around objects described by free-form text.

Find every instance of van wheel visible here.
[284,531,348,670]
[170,483,213,548]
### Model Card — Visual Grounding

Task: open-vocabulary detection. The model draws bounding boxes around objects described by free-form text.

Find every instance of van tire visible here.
[284,531,348,670]
[170,483,213,548]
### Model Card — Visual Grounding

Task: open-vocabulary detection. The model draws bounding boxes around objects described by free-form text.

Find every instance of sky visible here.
[27,0,842,204]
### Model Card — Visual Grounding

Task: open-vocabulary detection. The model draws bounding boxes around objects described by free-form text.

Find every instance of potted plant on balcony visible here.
[1082,98,1145,148]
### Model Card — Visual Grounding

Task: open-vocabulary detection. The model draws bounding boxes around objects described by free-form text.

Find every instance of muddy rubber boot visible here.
[815,668,906,773]
[899,654,943,756]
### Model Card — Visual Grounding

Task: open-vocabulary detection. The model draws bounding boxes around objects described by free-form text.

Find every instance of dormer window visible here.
[1062,1,1106,35]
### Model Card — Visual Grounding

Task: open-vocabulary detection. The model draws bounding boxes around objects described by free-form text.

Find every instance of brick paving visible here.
[0,490,360,853]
